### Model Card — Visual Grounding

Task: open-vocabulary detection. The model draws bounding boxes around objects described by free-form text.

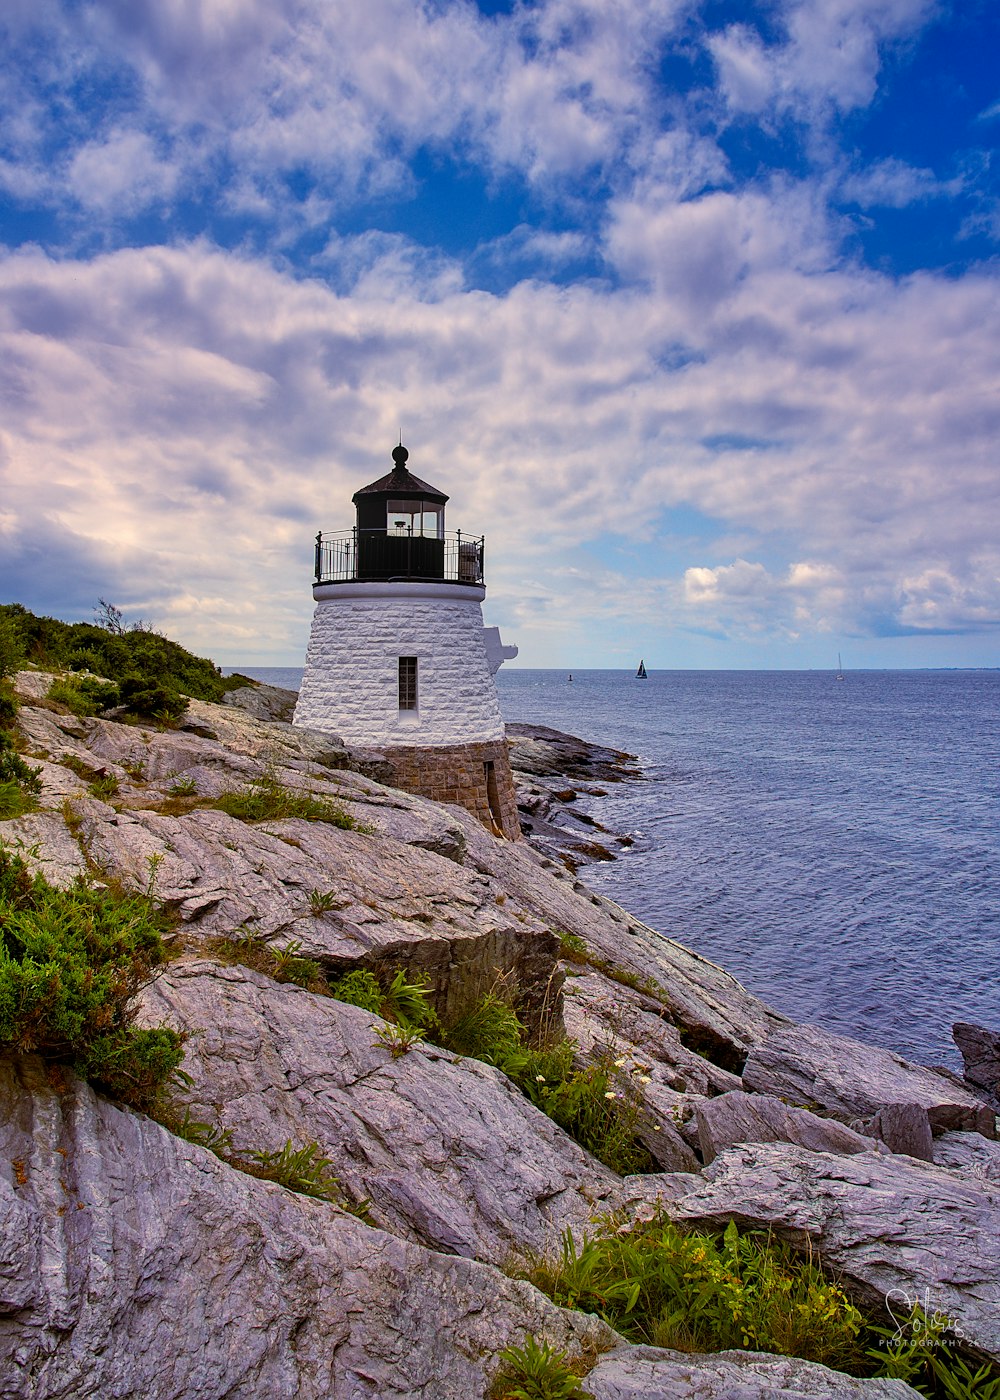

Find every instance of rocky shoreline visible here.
[2,671,999,1398]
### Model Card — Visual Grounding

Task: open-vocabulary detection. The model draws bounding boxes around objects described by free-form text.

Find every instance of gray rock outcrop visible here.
[3,670,995,1396]
[140,958,621,1262]
[0,1057,613,1400]
[584,1346,918,1399]
[743,1022,995,1136]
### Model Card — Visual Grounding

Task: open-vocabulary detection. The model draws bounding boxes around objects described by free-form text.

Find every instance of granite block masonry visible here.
[294,444,521,839]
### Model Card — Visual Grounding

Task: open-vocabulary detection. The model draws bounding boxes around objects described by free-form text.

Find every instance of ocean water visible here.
[232,665,1000,1067]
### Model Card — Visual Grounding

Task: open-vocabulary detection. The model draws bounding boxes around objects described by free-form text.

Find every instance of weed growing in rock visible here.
[208,933,329,994]
[554,929,667,1002]
[270,938,324,988]
[512,1043,653,1176]
[165,1106,235,1156]
[437,992,524,1065]
[244,1138,342,1200]
[166,774,198,796]
[214,773,363,829]
[514,1215,1000,1397]
[490,1337,593,1399]
[379,969,438,1031]
[519,1217,866,1371]
[0,847,183,1111]
[308,887,342,915]
[373,1020,424,1056]
[88,773,121,800]
[423,985,654,1176]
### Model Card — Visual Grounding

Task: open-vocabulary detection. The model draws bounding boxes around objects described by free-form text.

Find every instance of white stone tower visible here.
[294,444,520,838]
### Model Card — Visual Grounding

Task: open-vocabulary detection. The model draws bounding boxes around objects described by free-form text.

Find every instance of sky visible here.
[1,0,998,670]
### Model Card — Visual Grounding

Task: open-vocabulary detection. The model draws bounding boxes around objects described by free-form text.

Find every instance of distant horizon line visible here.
[224,664,1000,675]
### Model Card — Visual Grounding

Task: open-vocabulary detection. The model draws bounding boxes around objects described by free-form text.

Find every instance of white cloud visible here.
[1,233,999,662]
[839,157,960,208]
[709,0,938,125]
[67,129,180,215]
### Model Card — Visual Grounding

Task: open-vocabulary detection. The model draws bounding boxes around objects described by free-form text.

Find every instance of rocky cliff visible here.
[2,672,998,1399]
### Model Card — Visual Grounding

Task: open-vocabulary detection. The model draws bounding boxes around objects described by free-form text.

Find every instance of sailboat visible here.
[636,659,647,679]
[836,653,844,682]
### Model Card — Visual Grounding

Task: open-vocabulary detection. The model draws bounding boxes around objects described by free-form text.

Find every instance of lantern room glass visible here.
[387,498,444,539]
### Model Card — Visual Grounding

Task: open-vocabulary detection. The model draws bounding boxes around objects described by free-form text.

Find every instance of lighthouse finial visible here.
[391,440,409,471]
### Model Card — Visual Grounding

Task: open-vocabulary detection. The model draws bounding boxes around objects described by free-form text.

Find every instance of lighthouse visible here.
[293,444,521,839]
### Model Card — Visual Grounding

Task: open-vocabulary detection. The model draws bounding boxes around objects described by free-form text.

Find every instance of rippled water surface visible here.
[496,669,1000,1067]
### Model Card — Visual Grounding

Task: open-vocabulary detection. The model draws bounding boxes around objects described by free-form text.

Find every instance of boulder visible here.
[662,1142,1000,1363]
[0,1056,613,1400]
[868,1104,934,1161]
[584,1345,919,1399]
[953,1022,1000,1100]
[694,1091,881,1165]
[743,1023,996,1137]
[222,680,299,723]
[139,958,622,1262]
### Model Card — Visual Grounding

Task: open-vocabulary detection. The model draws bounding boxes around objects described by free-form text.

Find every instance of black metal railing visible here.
[314,528,485,586]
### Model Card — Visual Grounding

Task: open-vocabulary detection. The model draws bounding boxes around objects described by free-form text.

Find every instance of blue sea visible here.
[231,666,1000,1068]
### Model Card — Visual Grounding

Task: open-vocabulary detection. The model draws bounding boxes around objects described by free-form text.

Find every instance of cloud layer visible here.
[1,0,998,666]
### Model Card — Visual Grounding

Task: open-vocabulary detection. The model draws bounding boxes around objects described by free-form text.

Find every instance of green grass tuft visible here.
[214,773,363,829]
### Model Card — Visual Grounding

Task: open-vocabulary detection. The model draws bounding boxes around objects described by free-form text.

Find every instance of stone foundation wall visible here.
[382,739,521,841]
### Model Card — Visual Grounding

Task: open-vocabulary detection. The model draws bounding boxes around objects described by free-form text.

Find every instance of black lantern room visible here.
[313,444,484,586]
[353,444,448,580]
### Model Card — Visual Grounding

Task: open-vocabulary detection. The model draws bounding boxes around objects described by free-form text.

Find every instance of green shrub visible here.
[0,847,183,1110]
[0,615,25,680]
[0,683,18,728]
[522,1217,866,1371]
[46,676,120,716]
[510,1043,654,1176]
[214,774,362,829]
[0,731,41,819]
[329,968,383,1013]
[88,773,121,800]
[119,675,188,722]
[0,602,229,703]
[491,1337,593,1399]
[0,780,37,820]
